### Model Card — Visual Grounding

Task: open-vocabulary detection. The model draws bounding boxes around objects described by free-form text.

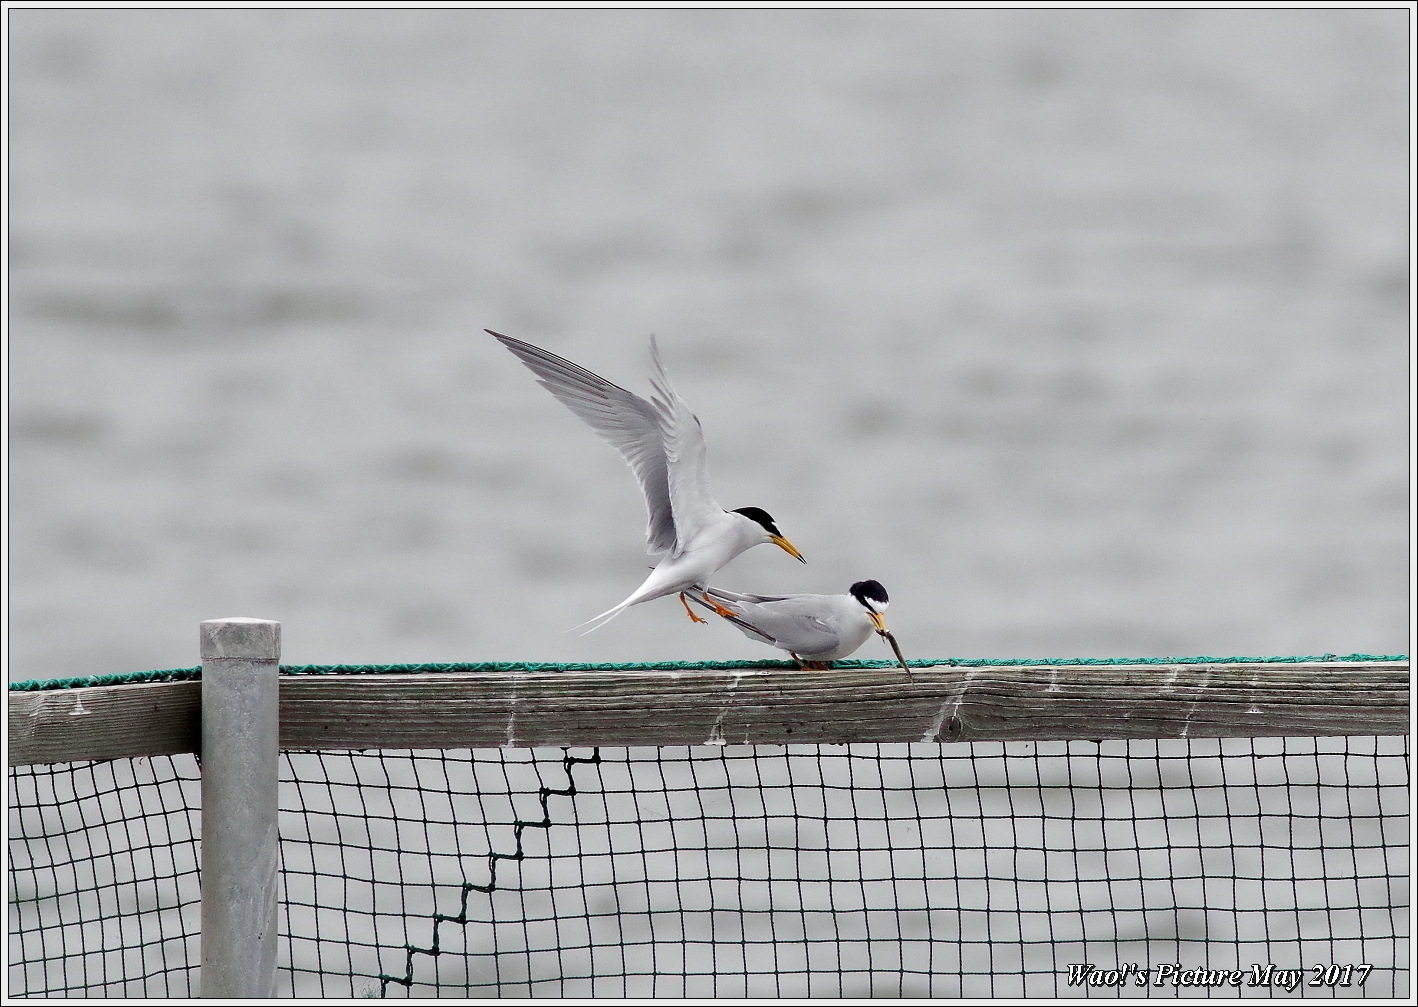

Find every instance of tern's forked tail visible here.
[571,563,691,635]
[570,596,637,636]
[571,567,697,634]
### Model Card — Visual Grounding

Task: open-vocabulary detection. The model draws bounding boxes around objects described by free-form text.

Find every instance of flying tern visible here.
[488,330,806,632]
[686,580,913,675]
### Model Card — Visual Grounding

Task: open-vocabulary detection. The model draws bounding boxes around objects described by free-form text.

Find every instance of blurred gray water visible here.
[7,10,1410,675]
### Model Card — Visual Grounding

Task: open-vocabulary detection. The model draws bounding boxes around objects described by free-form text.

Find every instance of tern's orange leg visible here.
[680,592,708,624]
[700,592,737,619]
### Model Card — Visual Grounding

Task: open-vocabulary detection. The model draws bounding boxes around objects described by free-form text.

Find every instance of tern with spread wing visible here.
[685,580,913,675]
[488,330,806,632]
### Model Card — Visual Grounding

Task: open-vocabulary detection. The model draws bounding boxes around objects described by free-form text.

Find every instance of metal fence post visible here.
[200,617,280,997]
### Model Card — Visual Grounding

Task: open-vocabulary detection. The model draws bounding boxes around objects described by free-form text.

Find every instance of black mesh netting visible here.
[8,736,1408,997]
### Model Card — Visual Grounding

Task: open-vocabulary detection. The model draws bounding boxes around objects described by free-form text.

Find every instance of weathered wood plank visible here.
[9,679,201,766]
[7,661,1408,765]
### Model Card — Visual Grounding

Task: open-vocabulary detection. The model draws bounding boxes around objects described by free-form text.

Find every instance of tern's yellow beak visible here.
[771,535,806,563]
[868,611,887,633]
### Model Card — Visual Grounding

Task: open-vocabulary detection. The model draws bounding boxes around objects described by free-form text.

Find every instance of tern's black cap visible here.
[849,580,889,610]
[732,506,783,537]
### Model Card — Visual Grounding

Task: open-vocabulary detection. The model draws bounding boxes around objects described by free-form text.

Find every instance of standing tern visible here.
[685,580,913,675]
[488,330,806,632]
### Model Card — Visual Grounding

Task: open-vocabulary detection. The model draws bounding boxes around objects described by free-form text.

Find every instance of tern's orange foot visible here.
[701,593,736,619]
[679,592,709,624]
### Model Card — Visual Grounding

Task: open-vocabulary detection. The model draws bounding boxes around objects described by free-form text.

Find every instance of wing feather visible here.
[646,335,721,555]
[693,590,843,655]
[683,592,777,644]
[489,331,676,555]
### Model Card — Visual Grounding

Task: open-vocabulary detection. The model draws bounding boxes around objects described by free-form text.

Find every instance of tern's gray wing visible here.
[646,335,722,556]
[692,591,843,655]
[490,331,676,555]
[684,592,778,645]
[684,591,785,646]
[702,586,793,605]
[737,595,844,655]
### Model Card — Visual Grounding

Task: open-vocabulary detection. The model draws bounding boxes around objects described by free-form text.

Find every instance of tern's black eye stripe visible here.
[731,506,781,537]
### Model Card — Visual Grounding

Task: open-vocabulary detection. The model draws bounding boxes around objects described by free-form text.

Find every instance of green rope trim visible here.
[9,667,204,692]
[8,654,1407,692]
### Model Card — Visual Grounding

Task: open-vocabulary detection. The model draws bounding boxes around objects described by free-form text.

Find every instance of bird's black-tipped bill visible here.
[772,535,806,563]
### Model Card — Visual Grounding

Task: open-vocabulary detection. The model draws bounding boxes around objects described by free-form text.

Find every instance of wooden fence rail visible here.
[10,659,1409,766]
